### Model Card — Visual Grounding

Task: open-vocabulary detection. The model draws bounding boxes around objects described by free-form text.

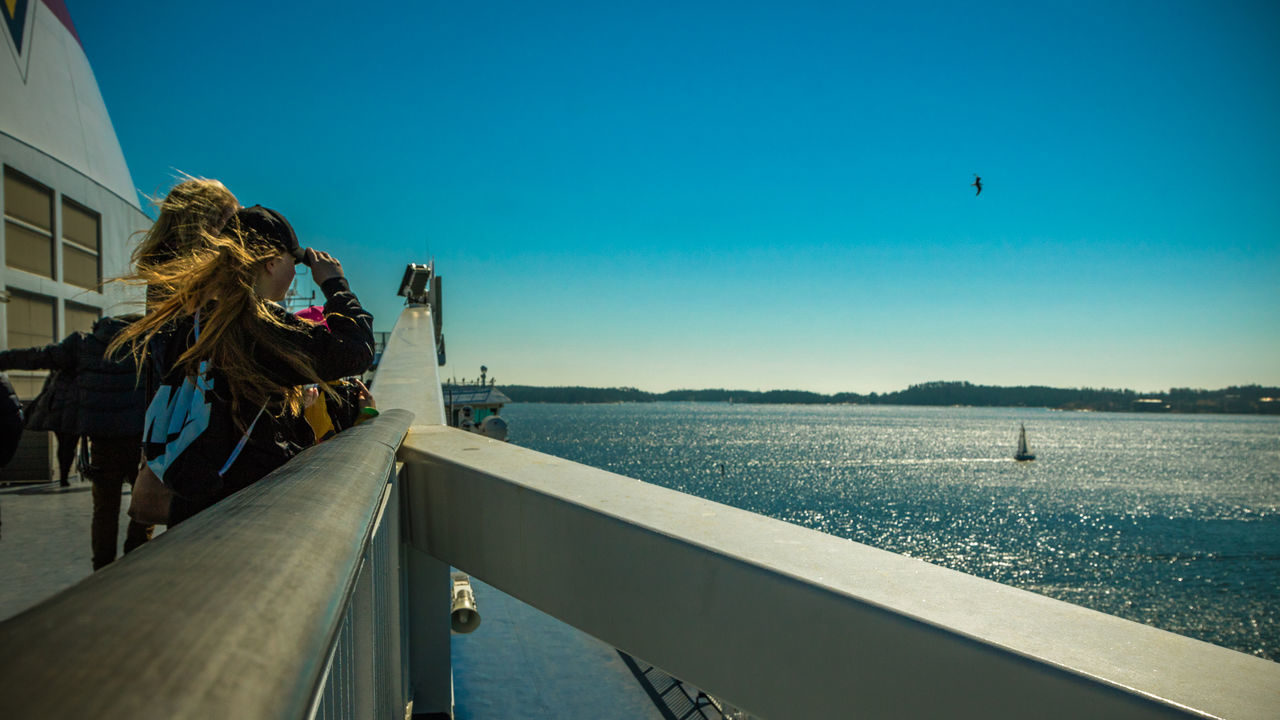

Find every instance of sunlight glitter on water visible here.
[505,402,1280,660]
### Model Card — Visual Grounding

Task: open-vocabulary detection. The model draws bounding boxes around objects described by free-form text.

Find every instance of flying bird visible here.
[972,174,982,196]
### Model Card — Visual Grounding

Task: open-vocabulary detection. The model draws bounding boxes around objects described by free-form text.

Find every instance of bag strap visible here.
[194,309,268,477]
[218,403,267,476]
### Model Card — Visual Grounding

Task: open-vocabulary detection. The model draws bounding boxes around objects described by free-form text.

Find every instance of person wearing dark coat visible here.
[1,371,19,538]
[19,368,80,486]
[0,316,154,569]
[1,371,22,468]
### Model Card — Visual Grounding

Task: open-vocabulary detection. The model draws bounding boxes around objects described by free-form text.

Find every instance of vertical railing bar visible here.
[351,553,375,719]
[306,621,341,720]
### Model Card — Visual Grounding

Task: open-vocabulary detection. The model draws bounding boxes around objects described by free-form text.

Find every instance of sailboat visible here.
[1015,423,1036,462]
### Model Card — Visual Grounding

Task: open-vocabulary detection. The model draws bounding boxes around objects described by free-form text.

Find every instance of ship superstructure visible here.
[2,0,149,480]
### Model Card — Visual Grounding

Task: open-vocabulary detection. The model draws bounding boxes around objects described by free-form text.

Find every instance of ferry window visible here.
[4,290,56,399]
[65,301,100,337]
[61,198,101,290]
[3,222,55,277]
[63,245,99,289]
[3,168,55,278]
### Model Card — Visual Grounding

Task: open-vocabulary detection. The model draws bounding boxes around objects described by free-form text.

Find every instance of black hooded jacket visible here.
[21,370,77,434]
[0,316,146,438]
[148,277,374,524]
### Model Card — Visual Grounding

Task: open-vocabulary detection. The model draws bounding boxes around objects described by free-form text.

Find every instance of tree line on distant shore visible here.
[499,381,1280,414]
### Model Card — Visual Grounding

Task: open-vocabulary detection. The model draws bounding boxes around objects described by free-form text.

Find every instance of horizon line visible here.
[483,381,1280,396]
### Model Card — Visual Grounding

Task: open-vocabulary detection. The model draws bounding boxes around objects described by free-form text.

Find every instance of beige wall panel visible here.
[6,292,55,347]
[4,220,54,277]
[62,244,99,290]
[61,198,99,251]
[4,292,55,399]
[65,302,100,336]
[3,171,53,230]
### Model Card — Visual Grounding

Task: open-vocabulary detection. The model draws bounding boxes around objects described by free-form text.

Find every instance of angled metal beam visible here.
[398,426,1280,719]
[375,304,447,429]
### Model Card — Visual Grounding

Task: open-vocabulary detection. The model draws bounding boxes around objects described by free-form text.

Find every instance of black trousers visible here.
[83,436,153,570]
[54,431,78,484]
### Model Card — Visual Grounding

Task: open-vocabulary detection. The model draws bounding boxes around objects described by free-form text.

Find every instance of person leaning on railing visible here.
[132,176,240,294]
[294,305,378,442]
[109,204,375,525]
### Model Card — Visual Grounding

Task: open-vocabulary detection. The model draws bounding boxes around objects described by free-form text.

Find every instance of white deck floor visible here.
[0,478,159,622]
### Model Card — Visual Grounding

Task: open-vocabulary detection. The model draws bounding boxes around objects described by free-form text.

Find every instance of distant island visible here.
[499,381,1280,414]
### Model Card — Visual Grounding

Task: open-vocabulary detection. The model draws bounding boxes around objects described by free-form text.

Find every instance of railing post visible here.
[376,302,454,717]
[401,461,453,718]
[378,477,409,720]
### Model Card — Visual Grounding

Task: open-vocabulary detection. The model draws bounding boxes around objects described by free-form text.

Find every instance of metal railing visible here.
[1,298,1277,719]
[0,407,413,719]
[382,304,1280,720]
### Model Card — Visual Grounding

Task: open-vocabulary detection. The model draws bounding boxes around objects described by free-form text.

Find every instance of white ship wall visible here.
[2,0,148,371]
[1,0,136,203]
[2,0,149,479]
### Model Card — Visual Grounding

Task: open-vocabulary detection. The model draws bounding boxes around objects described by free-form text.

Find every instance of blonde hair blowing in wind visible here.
[111,200,331,422]
[134,175,239,270]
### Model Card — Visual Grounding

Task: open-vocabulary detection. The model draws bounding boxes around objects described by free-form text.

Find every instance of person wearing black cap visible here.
[109,200,374,525]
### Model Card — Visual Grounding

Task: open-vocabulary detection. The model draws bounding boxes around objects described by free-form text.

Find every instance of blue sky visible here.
[71,1,1278,393]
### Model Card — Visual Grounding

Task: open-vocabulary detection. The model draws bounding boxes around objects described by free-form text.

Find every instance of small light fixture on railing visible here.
[450,573,481,633]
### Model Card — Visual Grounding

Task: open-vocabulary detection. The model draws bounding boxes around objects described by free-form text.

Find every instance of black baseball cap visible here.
[225,205,306,264]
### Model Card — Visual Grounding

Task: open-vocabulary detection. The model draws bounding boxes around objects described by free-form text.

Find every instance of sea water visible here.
[500,402,1280,661]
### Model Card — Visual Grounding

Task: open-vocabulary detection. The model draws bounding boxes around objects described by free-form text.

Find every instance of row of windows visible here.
[3,165,105,398]
[4,166,102,290]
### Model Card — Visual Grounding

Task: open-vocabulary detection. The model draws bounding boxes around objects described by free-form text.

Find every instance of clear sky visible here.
[70,1,1278,393]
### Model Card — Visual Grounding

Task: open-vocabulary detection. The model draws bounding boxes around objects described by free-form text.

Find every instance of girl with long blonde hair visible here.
[134,176,240,273]
[112,200,374,524]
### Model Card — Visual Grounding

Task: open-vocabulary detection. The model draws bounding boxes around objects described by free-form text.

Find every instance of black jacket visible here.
[1,372,22,467]
[22,370,78,434]
[149,277,374,524]
[0,316,146,438]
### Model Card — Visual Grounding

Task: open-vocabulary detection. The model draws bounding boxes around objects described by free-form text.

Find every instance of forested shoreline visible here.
[499,381,1280,414]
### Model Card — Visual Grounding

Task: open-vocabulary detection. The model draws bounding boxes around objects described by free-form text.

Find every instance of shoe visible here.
[59,479,70,488]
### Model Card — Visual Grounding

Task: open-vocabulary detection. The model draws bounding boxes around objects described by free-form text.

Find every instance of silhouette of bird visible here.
[972,174,982,196]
